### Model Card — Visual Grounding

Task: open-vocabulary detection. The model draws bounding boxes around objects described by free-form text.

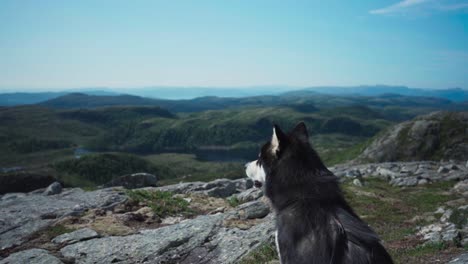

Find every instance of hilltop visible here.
[356,111,468,163]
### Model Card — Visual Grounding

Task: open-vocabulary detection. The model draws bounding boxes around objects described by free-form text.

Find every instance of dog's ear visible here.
[271,124,287,154]
[291,122,309,144]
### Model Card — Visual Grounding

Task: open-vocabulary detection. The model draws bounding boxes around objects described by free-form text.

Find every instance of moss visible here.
[406,242,449,257]
[239,243,278,264]
[449,207,468,229]
[42,224,76,238]
[126,190,194,218]
[227,196,240,207]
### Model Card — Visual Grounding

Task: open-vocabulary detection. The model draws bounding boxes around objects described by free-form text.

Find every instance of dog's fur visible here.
[245,122,393,264]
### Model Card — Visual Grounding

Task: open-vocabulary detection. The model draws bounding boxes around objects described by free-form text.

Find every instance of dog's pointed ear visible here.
[271,124,287,154]
[291,122,309,143]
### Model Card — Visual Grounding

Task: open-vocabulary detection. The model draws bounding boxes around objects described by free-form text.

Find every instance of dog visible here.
[245,122,393,264]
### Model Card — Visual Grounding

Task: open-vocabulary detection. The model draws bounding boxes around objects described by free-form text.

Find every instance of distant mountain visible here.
[283,86,468,102]
[116,86,293,99]
[2,85,466,106]
[38,92,467,119]
[0,90,118,106]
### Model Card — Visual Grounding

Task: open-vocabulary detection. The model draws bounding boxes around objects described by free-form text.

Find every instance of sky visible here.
[0,0,467,91]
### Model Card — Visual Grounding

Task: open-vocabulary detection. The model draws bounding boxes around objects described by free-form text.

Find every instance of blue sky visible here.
[0,0,467,91]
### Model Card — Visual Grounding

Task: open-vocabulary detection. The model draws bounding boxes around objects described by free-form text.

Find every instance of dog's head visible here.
[245,122,315,189]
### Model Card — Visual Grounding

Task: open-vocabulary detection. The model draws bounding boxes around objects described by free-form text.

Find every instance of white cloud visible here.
[370,0,468,15]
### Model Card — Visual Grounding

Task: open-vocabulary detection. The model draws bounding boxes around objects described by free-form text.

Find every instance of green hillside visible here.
[2,93,466,187]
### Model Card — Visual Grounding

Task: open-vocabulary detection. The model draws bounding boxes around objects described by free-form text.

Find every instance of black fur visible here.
[258,122,393,264]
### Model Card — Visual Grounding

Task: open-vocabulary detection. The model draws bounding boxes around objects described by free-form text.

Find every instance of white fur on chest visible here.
[275,230,282,263]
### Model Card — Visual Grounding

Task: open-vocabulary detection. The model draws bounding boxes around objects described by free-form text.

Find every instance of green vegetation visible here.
[227,196,240,207]
[146,153,243,185]
[405,242,449,258]
[54,153,159,186]
[126,190,193,218]
[239,243,278,264]
[342,178,458,263]
[449,207,468,229]
[41,224,76,238]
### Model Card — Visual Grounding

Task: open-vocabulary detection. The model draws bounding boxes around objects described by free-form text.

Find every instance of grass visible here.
[342,178,459,263]
[406,242,449,257]
[41,224,76,238]
[239,243,278,264]
[227,196,241,207]
[449,206,468,229]
[126,190,194,218]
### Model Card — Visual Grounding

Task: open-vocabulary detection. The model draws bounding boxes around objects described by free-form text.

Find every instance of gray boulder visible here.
[105,172,158,189]
[60,213,275,264]
[52,228,99,245]
[237,200,270,220]
[43,182,62,196]
[449,253,468,263]
[0,248,63,264]
[153,178,238,198]
[235,188,263,203]
[0,188,126,250]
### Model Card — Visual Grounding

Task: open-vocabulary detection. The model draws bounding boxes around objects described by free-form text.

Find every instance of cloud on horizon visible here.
[370,0,468,15]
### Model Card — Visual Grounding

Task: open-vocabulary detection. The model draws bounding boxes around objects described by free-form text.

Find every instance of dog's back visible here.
[276,202,393,264]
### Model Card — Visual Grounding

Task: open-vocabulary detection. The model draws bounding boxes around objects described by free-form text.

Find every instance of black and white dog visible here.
[245,122,393,264]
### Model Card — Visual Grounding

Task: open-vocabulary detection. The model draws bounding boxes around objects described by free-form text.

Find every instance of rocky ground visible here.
[0,161,467,263]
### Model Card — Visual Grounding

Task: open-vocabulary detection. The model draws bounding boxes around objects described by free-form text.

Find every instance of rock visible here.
[449,253,468,263]
[0,248,63,264]
[0,188,126,250]
[438,166,450,174]
[376,167,399,179]
[345,169,361,178]
[105,173,158,189]
[235,188,263,203]
[233,178,253,191]
[237,200,270,220]
[418,179,428,185]
[390,176,418,187]
[353,179,363,187]
[52,228,99,245]
[440,209,453,223]
[355,112,468,163]
[60,214,275,264]
[161,216,184,225]
[0,171,56,194]
[418,223,459,243]
[453,180,468,195]
[43,182,62,196]
[153,178,238,198]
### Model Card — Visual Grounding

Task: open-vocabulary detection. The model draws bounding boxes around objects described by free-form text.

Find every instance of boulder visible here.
[60,214,275,264]
[235,188,263,203]
[153,178,238,198]
[0,248,63,264]
[52,228,99,245]
[449,253,468,263]
[353,179,363,187]
[105,172,158,189]
[0,188,126,250]
[237,200,270,220]
[43,182,62,196]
